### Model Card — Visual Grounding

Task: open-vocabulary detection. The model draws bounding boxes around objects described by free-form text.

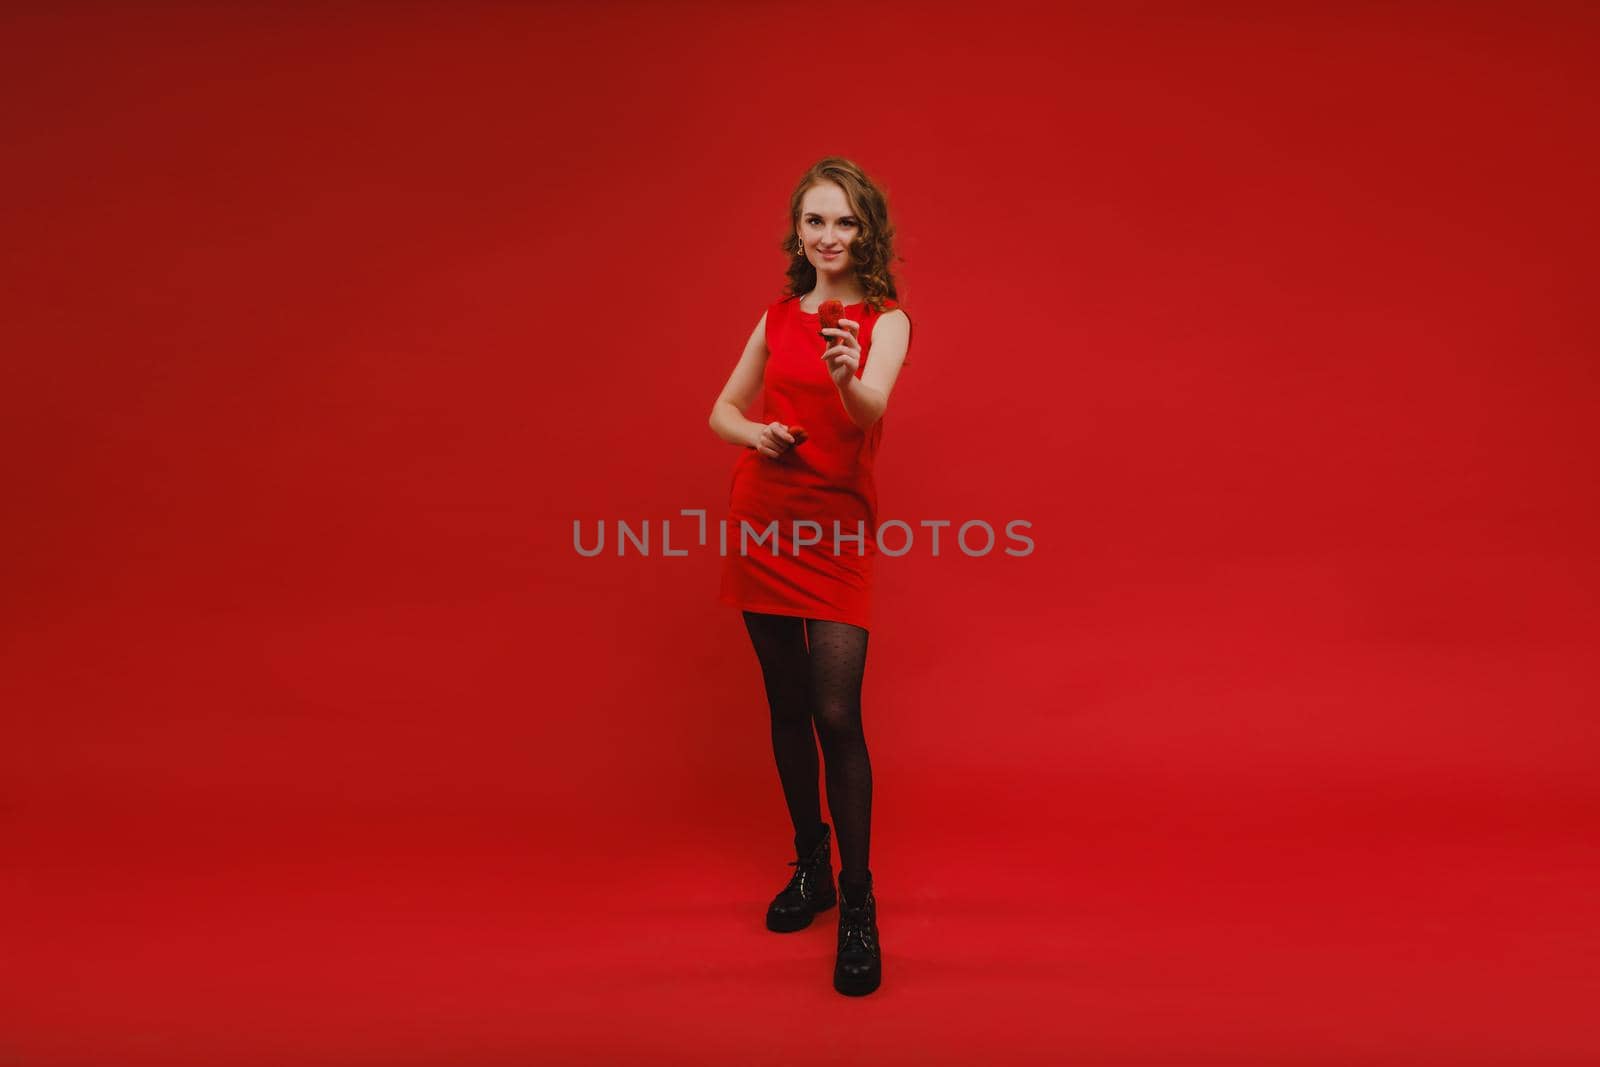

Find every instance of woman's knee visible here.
[810,697,862,738]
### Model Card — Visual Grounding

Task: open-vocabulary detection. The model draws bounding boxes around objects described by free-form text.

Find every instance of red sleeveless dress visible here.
[718,292,912,631]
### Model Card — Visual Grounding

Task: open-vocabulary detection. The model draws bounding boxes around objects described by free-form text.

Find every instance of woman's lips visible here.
[820,250,841,259]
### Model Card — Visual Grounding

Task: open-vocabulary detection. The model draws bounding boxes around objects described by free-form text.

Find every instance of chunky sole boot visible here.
[766,823,837,932]
[834,872,881,996]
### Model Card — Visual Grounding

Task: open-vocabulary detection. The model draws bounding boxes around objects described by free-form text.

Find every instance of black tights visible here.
[741,611,873,890]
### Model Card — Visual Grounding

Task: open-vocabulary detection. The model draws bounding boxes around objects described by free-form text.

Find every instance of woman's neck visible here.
[802,278,866,309]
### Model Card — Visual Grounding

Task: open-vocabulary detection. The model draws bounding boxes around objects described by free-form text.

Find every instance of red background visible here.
[4,2,1598,1063]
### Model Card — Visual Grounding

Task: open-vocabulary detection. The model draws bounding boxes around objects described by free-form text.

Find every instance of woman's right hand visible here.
[753,421,797,459]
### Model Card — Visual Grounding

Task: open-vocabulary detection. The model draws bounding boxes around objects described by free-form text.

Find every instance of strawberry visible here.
[818,299,845,342]
[745,424,808,450]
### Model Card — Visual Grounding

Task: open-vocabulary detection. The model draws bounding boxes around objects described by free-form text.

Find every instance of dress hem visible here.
[719,594,870,632]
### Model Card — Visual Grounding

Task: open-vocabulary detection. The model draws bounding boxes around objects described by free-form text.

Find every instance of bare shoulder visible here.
[874,308,910,336]
[867,307,912,378]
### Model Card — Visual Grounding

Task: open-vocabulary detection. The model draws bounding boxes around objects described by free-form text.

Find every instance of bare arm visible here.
[709,312,771,449]
[835,309,910,430]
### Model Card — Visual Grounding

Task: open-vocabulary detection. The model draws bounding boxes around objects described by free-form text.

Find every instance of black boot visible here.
[766,822,836,932]
[834,871,881,995]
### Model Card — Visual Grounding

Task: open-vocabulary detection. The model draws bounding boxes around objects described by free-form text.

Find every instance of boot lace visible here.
[783,858,809,896]
[783,849,824,898]
[839,901,877,955]
[783,836,827,898]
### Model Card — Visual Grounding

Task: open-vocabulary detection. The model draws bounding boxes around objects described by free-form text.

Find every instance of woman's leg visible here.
[741,611,825,851]
[804,618,872,902]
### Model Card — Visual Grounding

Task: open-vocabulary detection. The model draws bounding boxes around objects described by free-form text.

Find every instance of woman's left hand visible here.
[820,319,861,388]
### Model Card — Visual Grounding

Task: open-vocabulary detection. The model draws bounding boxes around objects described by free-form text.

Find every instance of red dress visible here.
[719,292,913,631]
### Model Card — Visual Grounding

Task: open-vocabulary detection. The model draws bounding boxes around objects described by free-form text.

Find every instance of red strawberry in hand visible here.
[818,299,845,342]
[744,423,808,450]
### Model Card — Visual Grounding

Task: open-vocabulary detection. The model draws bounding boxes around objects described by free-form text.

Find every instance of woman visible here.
[707,157,913,996]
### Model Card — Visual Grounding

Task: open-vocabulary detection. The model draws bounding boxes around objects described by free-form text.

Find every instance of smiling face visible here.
[797,182,860,276]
